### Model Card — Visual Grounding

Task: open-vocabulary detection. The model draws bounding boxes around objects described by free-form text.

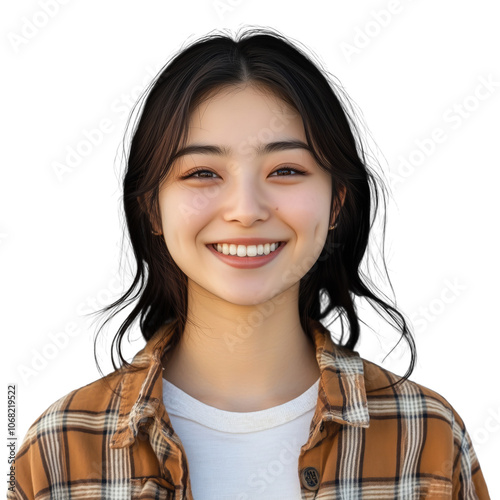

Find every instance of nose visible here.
[221,170,271,227]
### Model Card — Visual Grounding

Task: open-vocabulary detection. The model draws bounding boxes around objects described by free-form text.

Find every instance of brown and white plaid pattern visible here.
[9,318,490,499]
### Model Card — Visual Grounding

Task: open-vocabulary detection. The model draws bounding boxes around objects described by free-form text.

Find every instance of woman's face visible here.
[157,83,334,306]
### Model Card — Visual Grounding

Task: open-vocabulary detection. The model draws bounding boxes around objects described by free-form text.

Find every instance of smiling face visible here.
[157,83,336,306]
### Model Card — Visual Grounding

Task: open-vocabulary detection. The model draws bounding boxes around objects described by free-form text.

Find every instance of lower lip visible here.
[207,242,286,269]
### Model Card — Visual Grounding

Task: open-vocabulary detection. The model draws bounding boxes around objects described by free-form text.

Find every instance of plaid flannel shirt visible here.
[9,318,490,499]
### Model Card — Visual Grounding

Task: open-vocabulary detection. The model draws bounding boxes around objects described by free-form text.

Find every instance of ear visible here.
[137,194,162,234]
[330,185,347,226]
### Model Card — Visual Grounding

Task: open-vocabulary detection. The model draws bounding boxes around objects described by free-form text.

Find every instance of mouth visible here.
[210,241,284,258]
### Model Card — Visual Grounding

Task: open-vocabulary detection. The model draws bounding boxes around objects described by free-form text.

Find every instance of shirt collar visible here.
[110,317,370,448]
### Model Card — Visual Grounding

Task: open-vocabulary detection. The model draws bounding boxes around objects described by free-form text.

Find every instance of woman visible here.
[10,27,490,499]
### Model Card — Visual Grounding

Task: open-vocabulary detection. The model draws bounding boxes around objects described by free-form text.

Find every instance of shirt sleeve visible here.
[452,410,491,499]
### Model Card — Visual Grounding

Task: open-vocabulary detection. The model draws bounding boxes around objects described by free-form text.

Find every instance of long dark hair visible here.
[91,26,416,393]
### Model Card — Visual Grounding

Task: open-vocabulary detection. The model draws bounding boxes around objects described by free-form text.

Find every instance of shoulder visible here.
[11,369,138,499]
[359,357,491,496]
[18,369,125,456]
[362,357,458,414]
[361,356,471,447]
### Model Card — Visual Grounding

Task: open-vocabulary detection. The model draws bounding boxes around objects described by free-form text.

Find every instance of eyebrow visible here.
[171,139,312,160]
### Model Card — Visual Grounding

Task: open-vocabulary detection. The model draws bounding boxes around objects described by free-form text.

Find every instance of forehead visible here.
[186,84,306,146]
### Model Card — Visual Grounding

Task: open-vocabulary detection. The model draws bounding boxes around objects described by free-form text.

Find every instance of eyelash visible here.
[181,166,307,179]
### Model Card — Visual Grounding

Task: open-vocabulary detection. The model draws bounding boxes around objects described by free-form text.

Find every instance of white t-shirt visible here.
[162,376,320,500]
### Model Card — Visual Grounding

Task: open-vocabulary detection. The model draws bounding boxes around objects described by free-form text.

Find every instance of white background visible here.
[2,0,499,496]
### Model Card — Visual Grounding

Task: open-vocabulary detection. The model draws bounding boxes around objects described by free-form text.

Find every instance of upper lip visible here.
[209,238,284,245]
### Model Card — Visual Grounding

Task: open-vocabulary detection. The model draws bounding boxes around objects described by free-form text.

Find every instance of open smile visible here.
[206,242,286,269]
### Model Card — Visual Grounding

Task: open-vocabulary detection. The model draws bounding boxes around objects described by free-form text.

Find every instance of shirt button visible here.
[300,467,320,491]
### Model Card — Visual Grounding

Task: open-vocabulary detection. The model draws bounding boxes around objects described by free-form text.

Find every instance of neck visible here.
[161,280,320,412]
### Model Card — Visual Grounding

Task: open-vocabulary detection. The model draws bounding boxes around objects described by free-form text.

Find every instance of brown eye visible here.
[181,168,219,179]
[270,166,307,176]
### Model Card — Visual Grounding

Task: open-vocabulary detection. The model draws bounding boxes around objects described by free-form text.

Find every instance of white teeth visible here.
[214,242,281,257]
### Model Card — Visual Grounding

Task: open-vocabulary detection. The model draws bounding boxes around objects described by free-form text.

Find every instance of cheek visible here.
[279,188,329,229]
[159,188,192,229]
[158,187,215,249]
[280,184,331,256]
[158,190,184,253]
